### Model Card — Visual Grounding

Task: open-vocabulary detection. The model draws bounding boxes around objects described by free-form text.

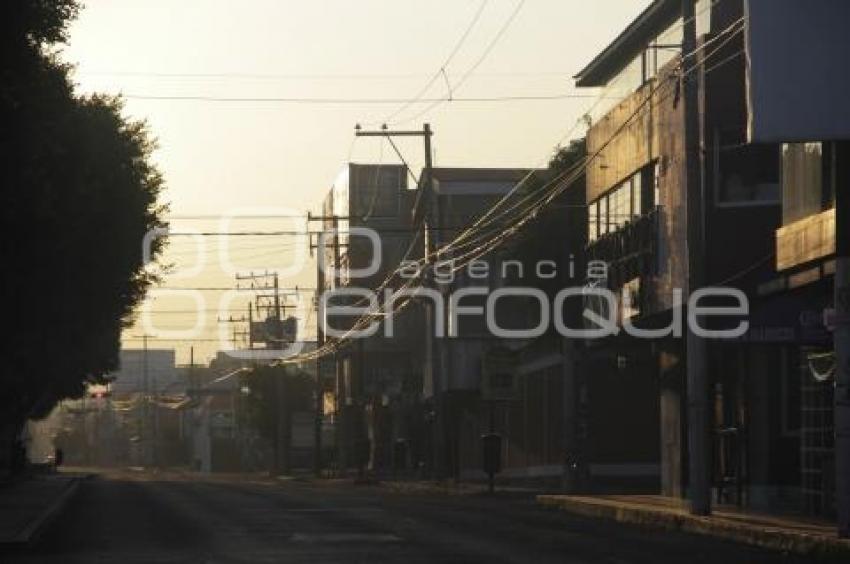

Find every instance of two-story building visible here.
[320,163,420,475]
[573,0,787,501]
[418,167,542,480]
[740,0,849,526]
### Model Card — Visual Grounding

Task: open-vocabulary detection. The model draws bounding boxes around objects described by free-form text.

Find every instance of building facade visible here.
[572,0,847,527]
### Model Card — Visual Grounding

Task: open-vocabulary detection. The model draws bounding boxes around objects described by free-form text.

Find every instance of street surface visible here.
[4,469,821,563]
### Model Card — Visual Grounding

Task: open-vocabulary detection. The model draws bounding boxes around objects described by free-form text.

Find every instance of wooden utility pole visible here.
[314,285,324,477]
[308,211,348,476]
[142,334,149,467]
[355,123,437,475]
[189,346,195,390]
[308,216,325,477]
[271,273,290,475]
[682,0,710,516]
[835,141,850,538]
[330,214,343,473]
[143,333,150,467]
[132,333,154,467]
[235,271,292,475]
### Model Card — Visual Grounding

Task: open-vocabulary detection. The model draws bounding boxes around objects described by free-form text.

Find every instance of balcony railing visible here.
[775,207,835,271]
[585,206,659,290]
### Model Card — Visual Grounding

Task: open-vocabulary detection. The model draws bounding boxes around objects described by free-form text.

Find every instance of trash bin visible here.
[481,433,502,493]
[393,438,409,475]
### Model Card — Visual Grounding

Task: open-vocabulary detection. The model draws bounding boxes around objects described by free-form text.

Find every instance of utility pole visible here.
[217,311,250,350]
[235,271,292,476]
[355,123,436,475]
[835,141,850,538]
[309,216,327,478]
[143,334,149,468]
[314,288,324,477]
[308,214,326,476]
[189,346,195,391]
[308,212,347,474]
[268,272,287,476]
[331,214,342,474]
[354,123,433,225]
[248,302,254,350]
[132,333,154,468]
[272,273,288,475]
[560,338,579,492]
[682,0,710,516]
[142,333,151,468]
[142,334,149,468]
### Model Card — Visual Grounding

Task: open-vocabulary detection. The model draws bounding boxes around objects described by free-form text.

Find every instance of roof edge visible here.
[574,0,680,87]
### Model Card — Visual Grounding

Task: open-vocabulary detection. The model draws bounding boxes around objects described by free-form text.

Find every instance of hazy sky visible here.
[61,0,648,364]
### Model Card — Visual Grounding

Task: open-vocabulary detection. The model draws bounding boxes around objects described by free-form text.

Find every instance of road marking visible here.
[289,533,402,543]
[278,507,384,513]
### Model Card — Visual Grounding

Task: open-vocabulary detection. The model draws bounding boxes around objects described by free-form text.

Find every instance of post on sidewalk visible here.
[560,338,579,492]
[682,0,711,516]
[834,140,849,538]
[313,215,326,478]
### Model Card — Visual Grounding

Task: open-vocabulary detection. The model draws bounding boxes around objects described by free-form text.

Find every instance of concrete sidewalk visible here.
[0,473,84,546]
[276,474,543,497]
[537,494,850,558]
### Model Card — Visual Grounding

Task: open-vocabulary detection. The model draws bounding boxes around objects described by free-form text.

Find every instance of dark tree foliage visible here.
[548,138,587,176]
[239,366,314,442]
[1,0,167,432]
[505,139,587,296]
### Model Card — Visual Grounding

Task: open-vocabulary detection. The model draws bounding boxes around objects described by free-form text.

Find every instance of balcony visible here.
[775,208,835,271]
[586,206,660,290]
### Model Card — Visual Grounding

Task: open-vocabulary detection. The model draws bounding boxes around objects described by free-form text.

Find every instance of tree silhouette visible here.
[505,139,587,307]
[1,0,167,474]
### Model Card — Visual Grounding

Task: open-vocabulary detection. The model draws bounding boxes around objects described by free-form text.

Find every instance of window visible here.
[590,18,683,122]
[633,172,642,218]
[647,18,683,77]
[653,161,661,207]
[780,348,801,437]
[587,166,654,243]
[620,277,641,321]
[715,136,780,206]
[695,0,712,37]
[588,201,599,242]
[781,142,835,225]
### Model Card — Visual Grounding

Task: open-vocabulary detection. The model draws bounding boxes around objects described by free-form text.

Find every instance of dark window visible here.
[717,143,780,205]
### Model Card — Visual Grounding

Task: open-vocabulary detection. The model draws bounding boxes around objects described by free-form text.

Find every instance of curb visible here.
[537,495,850,558]
[5,478,82,546]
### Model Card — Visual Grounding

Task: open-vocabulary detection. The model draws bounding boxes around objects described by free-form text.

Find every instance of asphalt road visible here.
[5,469,821,564]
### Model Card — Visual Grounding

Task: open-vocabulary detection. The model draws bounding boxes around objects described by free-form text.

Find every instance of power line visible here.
[166,231,309,236]
[164,227,456,236]
[452,0,526,94]
[161,241,302,258]
[167,213,307,220]
[282,15,746,364]
[430,15,746,262]
[141,2,736,364]
[381,0,490,124]
[131,309,247,314]
[388,0,526,125]
[441,22,746,271]
[122,338,234,342]
[122,92,596,104]
[78,69,574,81]
[152,286,315,292]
